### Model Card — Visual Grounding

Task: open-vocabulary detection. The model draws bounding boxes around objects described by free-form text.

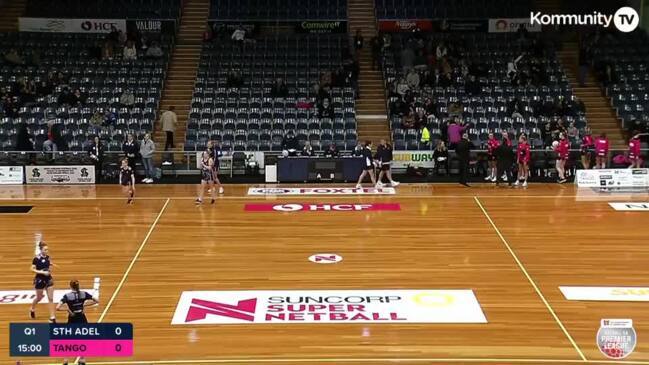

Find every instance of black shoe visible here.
[127,198,132,204]
[461,182,470,187]
[29,310,35,319]
[195,199,202,205]
[210,199,215,204]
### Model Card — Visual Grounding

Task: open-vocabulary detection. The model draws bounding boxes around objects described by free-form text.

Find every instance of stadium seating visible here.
[209,0,347,20]
[593,31,649,129]
[0,32,172,151]
[25,0,182,20]
[374,0,531,19]
[381,33,587,150]
[186,35,357,152]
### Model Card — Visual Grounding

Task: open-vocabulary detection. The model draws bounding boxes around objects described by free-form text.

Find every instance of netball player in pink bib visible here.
[594,133,609,169]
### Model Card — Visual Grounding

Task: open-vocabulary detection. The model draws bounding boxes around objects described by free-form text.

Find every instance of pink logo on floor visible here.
[244,203,401,212]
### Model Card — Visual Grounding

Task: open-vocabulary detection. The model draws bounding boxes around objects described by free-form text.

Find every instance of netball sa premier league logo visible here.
[597,319,637,359]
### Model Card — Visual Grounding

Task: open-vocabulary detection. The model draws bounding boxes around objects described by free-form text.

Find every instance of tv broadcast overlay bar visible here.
[560,286,649,301]
[247,187,396,195]
[244,203,401,212]
[9,323,133,357]
[171,290,487,325]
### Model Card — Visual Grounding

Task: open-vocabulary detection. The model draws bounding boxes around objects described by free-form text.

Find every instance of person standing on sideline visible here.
[515,134,531,187]
[375,139,400,187]
[161,106,177,150]
[207,140,224,194]
[495,137,515,185]
[628,131,643,168]
[580,128,595,170]
[139,133,156,183]
[554,133,570,183]
[594,132,609,169]
[88,136,104,182]
[122,133,139,175]
[485,132,500,182]
[354,29,364,60]
[356,141,377,188]
[455,132,473,187]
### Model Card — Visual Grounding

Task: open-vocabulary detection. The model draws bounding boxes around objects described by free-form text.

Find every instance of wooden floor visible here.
[1,183,649,365]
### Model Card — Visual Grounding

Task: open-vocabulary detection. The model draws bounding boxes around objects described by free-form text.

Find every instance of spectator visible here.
[145,42,163,59]
[324,143,339,158]
[400,47,415,74]
[447,118,466,149]
[4,48,23,65]
[318,98,334,118]
[139,133,156,183]
[123,40,137,60]
[435,42,448,61]
[389,97,407,117]
[88,136,104,182]
[120,89,135,107]
[352,141,364,156]
[102,41,114,60]
[567,122,579,140]
[270,78,289,98]
[465,75,481,96]
[3,96,19,118]
[161,106,177,150]
[319,71,332,88]
[15,124,34,151]
[103,110,117,127]
[281,131,299,156]
[57,88,75,106]
[122,133,139,173]
[456,132,473,187]
[396,77,410,97]
[353,29,364,60]
[448,103,462,118]
[382,33,392,51]
[301,141,314,157]
[203,24,214,43]
[226,70,242,88]
[433,141,449,175]
[90,111,104,129]
[401,109,416,129]
[542,122,553,148]
[370,36,381,70]
[71,89,85,106]
[406,69,420,89]
[420,123,430,147]
[231,26,245,45]
[117,30,127,46]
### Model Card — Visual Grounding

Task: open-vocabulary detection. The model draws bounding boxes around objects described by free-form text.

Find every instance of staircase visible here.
[348,0,390,145]
[558,42,626,149]
[155,0,209,155]
[0,0,27,32]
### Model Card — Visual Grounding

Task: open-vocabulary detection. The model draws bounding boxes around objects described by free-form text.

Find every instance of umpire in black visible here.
[455,132,473,187]
[495,137,515,185]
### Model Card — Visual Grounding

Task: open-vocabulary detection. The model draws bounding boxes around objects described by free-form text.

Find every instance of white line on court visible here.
[71,198,170,364]
[33,357,649,365]
[0,195,611,201]
[473,196,587,362]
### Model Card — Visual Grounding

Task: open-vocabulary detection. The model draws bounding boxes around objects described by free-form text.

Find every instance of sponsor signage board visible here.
[597,319,636,359]
[377,19,433,32]
[295,20,347,33]
[560,286,649,301]
[244,203,401,212]
[19,17,126,33]
[26,166,95,185]
[171,290,487,324]
[0,287,99,305]
[392,151,435,169]
[126,19,176,34]
[247,187,396,195]
[609,202,649,211]
[488,18,542,33]
[0,166,24,185]
[576,168,649,188]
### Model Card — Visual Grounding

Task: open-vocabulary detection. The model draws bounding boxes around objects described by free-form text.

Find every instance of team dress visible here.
[60,291,94,323]
[375,144,393,171]
[210,146,222,172]
[581,135,595,156]
[556,139,570,161]
[595,137,609,157]
[200,156,216,182]
[629,137,641,161]
[32,254,53,290]
[119,166,134,186]
[487,138,500,161]
[517,142,531,164]
[362,146,374,170]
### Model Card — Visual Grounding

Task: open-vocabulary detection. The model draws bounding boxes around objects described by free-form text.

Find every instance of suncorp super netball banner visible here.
[171,290,487,325]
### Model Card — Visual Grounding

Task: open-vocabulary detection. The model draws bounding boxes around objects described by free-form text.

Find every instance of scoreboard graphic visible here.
[10,323,133,357]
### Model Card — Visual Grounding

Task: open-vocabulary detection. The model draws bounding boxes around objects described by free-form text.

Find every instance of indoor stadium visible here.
[1,0,649,364]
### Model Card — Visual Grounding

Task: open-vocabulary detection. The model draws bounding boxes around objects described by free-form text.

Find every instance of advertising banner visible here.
[488,18,542,33]
[247,187,396,195]
[0,166,24,185]
[392,151,435,169]
[377,19,433,32]
[126,19,176,34]
[435,19,488,32]
[576,168,649,188]
[19,17,126,33]
[295,20,347,33]
[244,203,401,212]
[172,289,487,325]
[26,166,95,185]
[560,286,649,301]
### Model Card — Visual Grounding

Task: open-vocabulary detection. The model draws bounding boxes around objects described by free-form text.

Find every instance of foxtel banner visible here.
[488,18,542,33]
[560,286,649,302]
[19,17,126,33]
[244,203,401,212]
[247,187,396,195]
[171,290,487,325]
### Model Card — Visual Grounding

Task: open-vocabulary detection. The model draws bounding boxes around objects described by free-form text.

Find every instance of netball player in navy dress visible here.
[196,151,217,204]
[355,141,377,188]
[207,141,225,194]
[30,243,57,322]
[119,158,136,204]
[57,279,98,365]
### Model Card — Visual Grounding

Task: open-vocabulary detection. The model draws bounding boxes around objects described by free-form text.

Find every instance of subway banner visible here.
[488,18,542,33]
[26,165,95,185]
[171,290,487,325]
[19,17,126,33]
[575,168,649,188]
[392,150,435,169]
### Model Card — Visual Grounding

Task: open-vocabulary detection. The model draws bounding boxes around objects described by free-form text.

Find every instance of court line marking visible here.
[0,195,631,201]
[473,196,587,362]
[71,198,170,364]
[34,357,649,365]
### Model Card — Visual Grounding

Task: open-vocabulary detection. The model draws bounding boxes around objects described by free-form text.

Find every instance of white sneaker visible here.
[207,189,212,193]
[484,176,492,181]
[375,182,384,188]
[218,187,224,194]
[162,161,172,166]
[513,180,520,186]
[146,178,153,184]
[355,184,362,189]
[490,176,497,182]
[391,181,400,187]
[501,174,507,180]
[522,180,528,187]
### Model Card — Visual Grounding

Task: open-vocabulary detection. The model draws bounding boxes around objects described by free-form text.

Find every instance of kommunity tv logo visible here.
[530,6,639,33]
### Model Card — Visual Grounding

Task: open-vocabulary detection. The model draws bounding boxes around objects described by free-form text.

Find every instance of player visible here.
[355,141,377,189]
[500,131,512,180]
[515,134,530,187]
[580,128,595,170]
[57,279,99,365]
[119,158,135,204]
[375,139,400,187]
[554,133,570,183]
[30,242,57,323]
[207,141,225,194]
[594,133,609,169]
[196,150,216,204]
[628,131,642,168]
[485,132,500,182]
